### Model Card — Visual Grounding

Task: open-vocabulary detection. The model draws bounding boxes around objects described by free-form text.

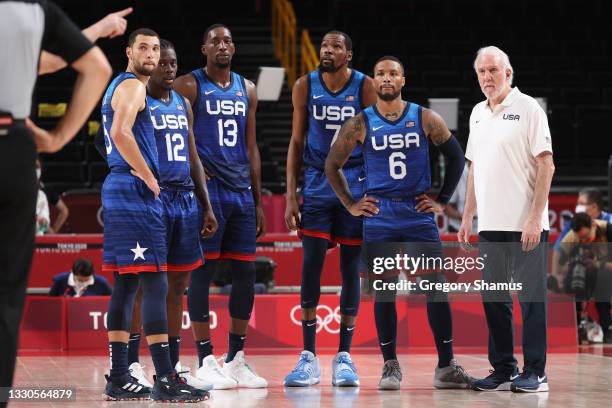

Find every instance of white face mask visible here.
[36,168,41,180]
[575,204,587,214]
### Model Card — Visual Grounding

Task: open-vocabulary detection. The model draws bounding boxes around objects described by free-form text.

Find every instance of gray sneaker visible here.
[433,359,475,389]
[378,359,402,390]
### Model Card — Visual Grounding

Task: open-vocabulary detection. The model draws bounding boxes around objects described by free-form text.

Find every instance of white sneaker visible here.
[196,355,237,390]
[128,362,153,388]
[176,361,213,391]
[222,351,268,388]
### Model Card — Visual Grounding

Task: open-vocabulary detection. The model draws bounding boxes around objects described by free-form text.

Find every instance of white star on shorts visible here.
[131,242,148,261]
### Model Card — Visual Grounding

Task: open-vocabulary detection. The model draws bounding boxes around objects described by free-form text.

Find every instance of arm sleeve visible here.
[49,278,61,296]
[528,102,553,157]
[437,135,466,204]
[41,0,93,64]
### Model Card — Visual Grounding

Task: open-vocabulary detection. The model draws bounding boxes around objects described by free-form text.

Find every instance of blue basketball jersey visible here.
[147,90,194,190]
[362,103,431,197]
[304,69,366,169]
[191,69,250,191]
[101,72,159,176]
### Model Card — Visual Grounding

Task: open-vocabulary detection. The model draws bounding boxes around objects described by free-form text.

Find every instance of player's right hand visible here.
[130,169,160,199]
[347,196,379,217]
[284,196,301,231]
[201,209,218,238]
[457,219,472,244]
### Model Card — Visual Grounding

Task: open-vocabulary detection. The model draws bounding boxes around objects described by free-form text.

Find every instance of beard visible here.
[318,61,340,73]
[213,59,231,69]
[133,62,155,76]
[377,90,401,101]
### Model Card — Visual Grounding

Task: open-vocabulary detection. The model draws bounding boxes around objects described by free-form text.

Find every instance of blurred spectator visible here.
[35,159,50,235]
[444,164,477,233]
[37,159,70,233]
[49,258,112,297]
[551,188,611,283]
[556,212,612,344]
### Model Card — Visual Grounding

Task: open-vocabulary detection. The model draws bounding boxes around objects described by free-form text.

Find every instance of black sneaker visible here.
[103,374,151,401]
[151,372,209,403]
[472,369,519,391]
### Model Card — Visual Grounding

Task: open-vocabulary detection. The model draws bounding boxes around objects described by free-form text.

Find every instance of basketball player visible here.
[126,39,218,392]
[101,28,205,402]
[325,56,474,390]
[174,24,267,389]
[283,30,376,387]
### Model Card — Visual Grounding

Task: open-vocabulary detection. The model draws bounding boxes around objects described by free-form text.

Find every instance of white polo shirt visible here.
[465,87,552,232]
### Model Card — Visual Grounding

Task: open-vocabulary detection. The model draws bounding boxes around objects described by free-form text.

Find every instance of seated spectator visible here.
[37,159,70,233]
[49,258,112,297]
[556,213,612,344]
[35,159,50,235]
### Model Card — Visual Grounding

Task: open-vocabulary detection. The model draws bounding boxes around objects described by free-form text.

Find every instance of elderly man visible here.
[458,46,555,393]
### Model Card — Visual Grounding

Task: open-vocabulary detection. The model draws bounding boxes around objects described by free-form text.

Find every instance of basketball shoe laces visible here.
[336,354,356,374]
[222,354,261,380]
[291,354,314,376]
[448,362,471,382]
[383,360,402,380]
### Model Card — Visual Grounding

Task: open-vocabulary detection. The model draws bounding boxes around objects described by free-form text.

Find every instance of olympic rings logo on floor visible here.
[289,304,342,334]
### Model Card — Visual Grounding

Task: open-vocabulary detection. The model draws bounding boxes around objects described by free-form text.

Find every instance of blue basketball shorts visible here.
[200,177,256,261]
[102,172,167,274]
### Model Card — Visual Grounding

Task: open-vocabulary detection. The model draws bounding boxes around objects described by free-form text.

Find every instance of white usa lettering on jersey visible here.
[313,105,355,121]
[205,100,247,116]
[151,114,188,130]
[371,132,420,150]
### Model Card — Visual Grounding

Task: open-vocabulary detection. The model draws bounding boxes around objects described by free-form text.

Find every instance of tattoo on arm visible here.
[425,109,451,146]
[328,113,365,167]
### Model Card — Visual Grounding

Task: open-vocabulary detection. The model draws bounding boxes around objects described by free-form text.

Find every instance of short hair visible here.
[72,258,94,277]
[374,55,404,74]
[579,188,604,209]
[203,23,230,44]
[160,39,175,51]
[128,28,159,47]
[473,45,514,85]
[324,30,353,51]
[571,212,593,232]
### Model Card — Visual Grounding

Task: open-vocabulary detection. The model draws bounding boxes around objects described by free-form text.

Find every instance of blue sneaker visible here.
[511,371,549,393]
[473,369,519,391]
[332,352,360,387]
[284,351,321,387]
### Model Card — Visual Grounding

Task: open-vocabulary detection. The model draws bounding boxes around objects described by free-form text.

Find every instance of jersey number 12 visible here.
[165,133,186,162]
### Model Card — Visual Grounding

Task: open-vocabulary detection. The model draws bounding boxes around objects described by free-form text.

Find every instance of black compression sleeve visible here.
[437,135,465,204]
[42,0,93,63]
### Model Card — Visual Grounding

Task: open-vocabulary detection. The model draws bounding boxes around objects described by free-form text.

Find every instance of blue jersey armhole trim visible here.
[417,104,426,138]
[361,110,371,192]
[239,74,250,114]
[306,72,312,105]
[358,75,366,109]
[191,69,203,115]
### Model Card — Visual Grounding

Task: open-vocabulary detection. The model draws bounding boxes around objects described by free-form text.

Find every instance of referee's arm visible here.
[28,1,112,152]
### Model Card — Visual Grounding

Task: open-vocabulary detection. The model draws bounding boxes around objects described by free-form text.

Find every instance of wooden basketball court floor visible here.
[10,349,612,407]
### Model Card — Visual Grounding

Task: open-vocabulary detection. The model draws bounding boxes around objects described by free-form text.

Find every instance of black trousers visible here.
[0,122,37,391]
[478,230,549,376]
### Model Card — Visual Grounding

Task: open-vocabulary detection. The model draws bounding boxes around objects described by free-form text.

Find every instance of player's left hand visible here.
[415,194,446,214]
[521,216,542,252]
[201,208,218,238]
[256,205,266,239]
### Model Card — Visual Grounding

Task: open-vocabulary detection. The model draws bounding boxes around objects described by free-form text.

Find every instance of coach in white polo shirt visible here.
[458,46,555,393]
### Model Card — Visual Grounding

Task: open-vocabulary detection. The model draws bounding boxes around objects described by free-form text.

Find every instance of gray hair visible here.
[473,46,514,85]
